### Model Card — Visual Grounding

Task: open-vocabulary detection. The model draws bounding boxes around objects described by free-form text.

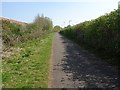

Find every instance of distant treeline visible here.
[60,9,120,63]
[1,14,53,50]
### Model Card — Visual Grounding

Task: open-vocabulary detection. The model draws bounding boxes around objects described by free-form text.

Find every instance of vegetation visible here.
[53,25,62,32]
[60,9,120,66]
[2,14,53,50]
[2,33,54,88]
[2,14,54,88]
[1,5,119,88]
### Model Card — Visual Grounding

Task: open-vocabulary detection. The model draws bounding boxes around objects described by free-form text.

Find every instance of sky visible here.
[1,0,119,27]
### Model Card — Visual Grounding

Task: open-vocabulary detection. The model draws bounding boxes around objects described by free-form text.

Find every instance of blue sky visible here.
[1,0,119,27]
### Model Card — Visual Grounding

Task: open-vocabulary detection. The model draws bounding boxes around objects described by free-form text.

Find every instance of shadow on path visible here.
[51,33,119,88]
[59,34,119,88]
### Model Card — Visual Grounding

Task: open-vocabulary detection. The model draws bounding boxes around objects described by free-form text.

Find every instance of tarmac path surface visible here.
[49,33,119,88]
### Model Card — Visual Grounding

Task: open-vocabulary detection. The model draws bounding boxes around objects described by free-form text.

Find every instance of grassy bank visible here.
[2,33,54,88]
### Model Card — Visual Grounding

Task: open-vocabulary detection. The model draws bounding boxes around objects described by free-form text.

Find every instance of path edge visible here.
[48,33,54,88]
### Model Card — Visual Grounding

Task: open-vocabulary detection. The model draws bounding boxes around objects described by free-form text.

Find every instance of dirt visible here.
[49,33,119,88]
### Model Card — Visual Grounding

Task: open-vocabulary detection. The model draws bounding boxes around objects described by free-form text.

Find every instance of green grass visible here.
[2,33,54,88]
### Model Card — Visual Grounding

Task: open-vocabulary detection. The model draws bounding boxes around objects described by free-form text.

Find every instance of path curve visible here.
[49,33,119,88]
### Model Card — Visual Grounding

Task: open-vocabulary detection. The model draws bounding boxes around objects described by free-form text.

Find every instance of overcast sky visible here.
[1,0,119,27]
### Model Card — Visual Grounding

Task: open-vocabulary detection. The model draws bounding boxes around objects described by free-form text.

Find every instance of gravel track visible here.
[49,33,119,88]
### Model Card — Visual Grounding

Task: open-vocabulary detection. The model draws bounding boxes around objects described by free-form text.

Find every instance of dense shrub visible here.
[60,9,120,60]
[1,14,53,50]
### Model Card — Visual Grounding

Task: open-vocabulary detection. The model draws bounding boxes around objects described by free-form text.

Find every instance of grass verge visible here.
[2,33,54,88]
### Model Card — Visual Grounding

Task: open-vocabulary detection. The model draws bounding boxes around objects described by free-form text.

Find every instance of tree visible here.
[53,25,61,32]
[33,14,53,32]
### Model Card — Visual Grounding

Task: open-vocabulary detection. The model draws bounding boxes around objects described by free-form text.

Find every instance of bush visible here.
[60,9,120,62]
[1,14,53,50]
